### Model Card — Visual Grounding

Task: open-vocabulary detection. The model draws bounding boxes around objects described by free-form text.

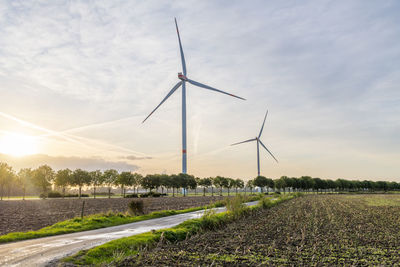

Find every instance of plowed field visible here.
[0,196,225,235]
[123,194,400,266]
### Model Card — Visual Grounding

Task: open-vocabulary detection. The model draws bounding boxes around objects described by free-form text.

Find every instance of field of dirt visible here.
[125,194,400,266]
[0,196,225,235]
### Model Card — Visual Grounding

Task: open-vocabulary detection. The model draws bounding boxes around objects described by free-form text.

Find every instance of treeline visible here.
[248,175,400,193]
[0,162,399,199]
[0,162,244,199]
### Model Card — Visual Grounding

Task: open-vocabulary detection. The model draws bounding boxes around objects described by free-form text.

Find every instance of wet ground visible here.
[0,201,258,266]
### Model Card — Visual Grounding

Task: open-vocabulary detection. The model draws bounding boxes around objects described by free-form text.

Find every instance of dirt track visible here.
[0,196,225,235]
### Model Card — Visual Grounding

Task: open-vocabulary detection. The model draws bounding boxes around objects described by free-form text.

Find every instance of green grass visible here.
[362,195,400,206]
[63,194,298,266]
[0,195,261,244]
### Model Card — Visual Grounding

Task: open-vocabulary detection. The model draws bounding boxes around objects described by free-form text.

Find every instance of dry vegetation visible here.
[122,194,400,266]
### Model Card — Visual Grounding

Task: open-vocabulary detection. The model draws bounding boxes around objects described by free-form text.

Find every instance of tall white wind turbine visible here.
[143,18,245,174]
[231,110,278,176]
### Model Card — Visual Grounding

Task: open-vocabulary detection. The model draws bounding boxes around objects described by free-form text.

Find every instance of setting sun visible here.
[0,132,38,157]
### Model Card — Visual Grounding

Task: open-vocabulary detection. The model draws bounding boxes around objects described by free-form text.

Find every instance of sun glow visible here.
[0,132,39,157]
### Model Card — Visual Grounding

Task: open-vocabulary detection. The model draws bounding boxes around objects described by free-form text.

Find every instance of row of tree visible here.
[247,175,400,193]
[1,162,399,199]
[0,163,246,199]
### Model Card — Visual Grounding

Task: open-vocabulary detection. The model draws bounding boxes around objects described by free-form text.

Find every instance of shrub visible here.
[124,194,139,198]
[225,195,247,219]
[64,194,89,198]
[48,191,62,198]
[128,200,145,216]
[93,192,114,196]
[139,192,166,198]
[260,197,273,209]
[39,193,47,199]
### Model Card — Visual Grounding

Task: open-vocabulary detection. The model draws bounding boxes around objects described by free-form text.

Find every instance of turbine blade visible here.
[175,18,187,76]
[230,138,256,146]
[187,79,246,100]
[142,81,182,123]
[259,140,278,163]
[258,110,268,138]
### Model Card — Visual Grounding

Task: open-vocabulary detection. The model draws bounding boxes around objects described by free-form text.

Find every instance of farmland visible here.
[119,194,400,266]
[0,196,225,235]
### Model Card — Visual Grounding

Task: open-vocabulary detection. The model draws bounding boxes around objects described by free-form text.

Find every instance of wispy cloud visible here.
[0,153,138,172]
[0,0,399,179]
[123,155,153,160]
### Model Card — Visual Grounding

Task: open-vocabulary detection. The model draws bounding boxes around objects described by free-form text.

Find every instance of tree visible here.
[198,178,213,196]
[274,177,286,193]
[226,178,235,196]
[266,178,274,193]
[234,178,244,195]
[161,174,172,194]
[300,176,314,192]
[0,163,14,200]
[132,173,143,193]
[194,177,201,195]
[103,169,119,198]
[17,168,33,200]
[253,176,268,192]
[326,179,336,192]
[213,176,226,196]
[89,170,104,198]
[312,178,324,193]
[71,169,91,198]
[32,165,54,196]
[54,169,71,198]
[141,174,160,192]
[209,177,215,196]
[335,178,349,192]
[3,168,16,199]
[177,173,196,196]
[246,179,254,194]
[170,174,179,197]
[280,176,293,193]
[118,172,134,197]
[187,175,197,194]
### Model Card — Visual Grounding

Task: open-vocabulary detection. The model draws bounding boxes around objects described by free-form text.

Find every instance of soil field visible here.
[124,194,400,266]
[0,196,225,235]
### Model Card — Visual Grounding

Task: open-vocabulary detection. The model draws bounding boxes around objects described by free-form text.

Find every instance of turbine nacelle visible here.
[178,72,188,81]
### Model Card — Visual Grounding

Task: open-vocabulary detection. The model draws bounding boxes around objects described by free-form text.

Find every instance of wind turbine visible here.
[231,110,278,176]
[143,18,245,174]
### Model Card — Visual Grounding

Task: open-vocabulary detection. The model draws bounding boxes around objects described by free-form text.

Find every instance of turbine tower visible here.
[231,110,278,176]
[143,18,245,174]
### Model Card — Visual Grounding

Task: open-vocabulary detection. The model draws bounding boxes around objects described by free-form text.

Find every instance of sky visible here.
[0,0,399,181]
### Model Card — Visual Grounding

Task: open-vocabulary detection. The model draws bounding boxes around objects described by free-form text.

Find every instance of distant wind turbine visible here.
[231,110,278,176]
[143,18,245,174]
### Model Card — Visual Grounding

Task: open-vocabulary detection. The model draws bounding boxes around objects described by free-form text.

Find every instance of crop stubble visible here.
[123,194,400,266]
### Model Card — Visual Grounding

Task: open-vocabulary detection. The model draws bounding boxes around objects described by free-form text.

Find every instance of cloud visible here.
[124,155,153,160]
[0,1,399,179]
[0,154,139,172]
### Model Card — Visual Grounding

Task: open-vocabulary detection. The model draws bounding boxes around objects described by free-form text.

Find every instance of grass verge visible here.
[63,193,301,266]
[0,195,261,244]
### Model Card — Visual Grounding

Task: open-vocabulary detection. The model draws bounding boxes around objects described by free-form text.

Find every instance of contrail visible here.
[57,114,143,134]
[0,111,148,156]
[0,111,85,146]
